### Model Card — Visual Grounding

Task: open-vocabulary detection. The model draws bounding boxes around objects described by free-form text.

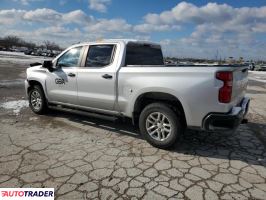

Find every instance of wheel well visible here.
[27,80,44,94]
[133,92,187,127]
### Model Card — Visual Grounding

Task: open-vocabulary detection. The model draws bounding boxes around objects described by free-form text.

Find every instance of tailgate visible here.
[231,66,249,105]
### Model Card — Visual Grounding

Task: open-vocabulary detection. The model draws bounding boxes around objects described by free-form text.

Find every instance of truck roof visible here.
[79,39,160,46]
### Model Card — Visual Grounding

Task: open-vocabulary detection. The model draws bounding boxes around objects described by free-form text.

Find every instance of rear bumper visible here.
[202,97,250,131]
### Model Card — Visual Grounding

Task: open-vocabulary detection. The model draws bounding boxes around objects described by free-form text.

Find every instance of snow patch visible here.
[249,77,266,83]
[0,100,28,114]
[249,71,266,83]
[249,71,266,75]
[0,51,50,65]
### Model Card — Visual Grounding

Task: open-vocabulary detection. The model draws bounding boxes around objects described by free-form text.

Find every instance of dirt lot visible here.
[0,52,266,200]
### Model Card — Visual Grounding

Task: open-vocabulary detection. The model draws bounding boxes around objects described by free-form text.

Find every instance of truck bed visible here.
[118,65,248,127]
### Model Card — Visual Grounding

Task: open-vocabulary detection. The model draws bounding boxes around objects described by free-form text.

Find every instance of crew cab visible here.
[25,39,250,149]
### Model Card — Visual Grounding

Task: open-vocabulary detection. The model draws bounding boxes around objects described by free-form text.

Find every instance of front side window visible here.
[57,46,82,67]
[86,45,115,67]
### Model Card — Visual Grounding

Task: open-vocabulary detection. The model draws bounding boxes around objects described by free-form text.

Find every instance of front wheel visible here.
[28,85,48,114]
[139,103,183,149]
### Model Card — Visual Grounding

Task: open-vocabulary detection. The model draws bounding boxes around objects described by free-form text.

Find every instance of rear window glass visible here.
[125,43,164,66]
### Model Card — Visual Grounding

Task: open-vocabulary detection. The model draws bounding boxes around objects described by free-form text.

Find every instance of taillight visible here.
[216,71,233,103]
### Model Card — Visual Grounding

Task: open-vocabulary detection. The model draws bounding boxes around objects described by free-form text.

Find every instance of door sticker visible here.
[55,78,65,85]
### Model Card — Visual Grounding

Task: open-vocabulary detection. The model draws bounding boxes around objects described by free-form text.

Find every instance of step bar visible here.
[48,104,118,122]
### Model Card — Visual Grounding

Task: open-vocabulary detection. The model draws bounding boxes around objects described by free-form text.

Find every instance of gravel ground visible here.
[0,53,265,200]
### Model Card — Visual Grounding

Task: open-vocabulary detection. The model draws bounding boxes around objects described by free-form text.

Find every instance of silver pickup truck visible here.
[25,39,250,148]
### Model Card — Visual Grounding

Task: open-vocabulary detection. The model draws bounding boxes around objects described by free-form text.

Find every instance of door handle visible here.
[68,73,76,77]
[102,74,113,79]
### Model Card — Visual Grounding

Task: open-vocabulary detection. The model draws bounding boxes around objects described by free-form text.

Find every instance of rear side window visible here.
[86,45,115,67]
[125,43,164,66]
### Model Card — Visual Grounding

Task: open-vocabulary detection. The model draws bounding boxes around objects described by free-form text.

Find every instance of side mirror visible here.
[42,60,54,72]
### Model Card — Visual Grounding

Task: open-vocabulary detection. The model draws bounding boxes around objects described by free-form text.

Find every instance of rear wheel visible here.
[139,103,183,149]
[29,85,48,114]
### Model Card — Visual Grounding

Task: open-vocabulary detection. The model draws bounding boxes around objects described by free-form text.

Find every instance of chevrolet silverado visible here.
[25,39,250,148]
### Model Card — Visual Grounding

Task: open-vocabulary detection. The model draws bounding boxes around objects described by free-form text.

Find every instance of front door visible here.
[46,46,83,105]
[77,44,118,111]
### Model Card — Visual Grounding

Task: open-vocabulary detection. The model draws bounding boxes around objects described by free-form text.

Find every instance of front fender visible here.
[26,66,49,99]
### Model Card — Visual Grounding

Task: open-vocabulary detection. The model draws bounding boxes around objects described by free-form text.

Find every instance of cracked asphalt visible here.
[0,55,266,199]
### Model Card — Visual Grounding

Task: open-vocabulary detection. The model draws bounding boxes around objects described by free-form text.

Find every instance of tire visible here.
[28,85,48,114]
[139,103,183,149]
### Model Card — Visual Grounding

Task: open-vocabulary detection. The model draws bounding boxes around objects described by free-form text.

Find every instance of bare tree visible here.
[25,42,36,49]
[20,40,36,49]
[2,35,22,48]
[43,40,61,51]
[0,35,62,52]
[43,40,52,51]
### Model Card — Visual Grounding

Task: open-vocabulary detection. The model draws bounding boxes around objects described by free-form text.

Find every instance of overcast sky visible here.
[0,0,266,60]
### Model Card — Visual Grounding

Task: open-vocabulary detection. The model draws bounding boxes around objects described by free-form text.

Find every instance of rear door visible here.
[76,44,118,111]
[46,46,83,105]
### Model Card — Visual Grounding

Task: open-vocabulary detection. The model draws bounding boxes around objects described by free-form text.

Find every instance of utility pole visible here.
[215,50,219,61]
